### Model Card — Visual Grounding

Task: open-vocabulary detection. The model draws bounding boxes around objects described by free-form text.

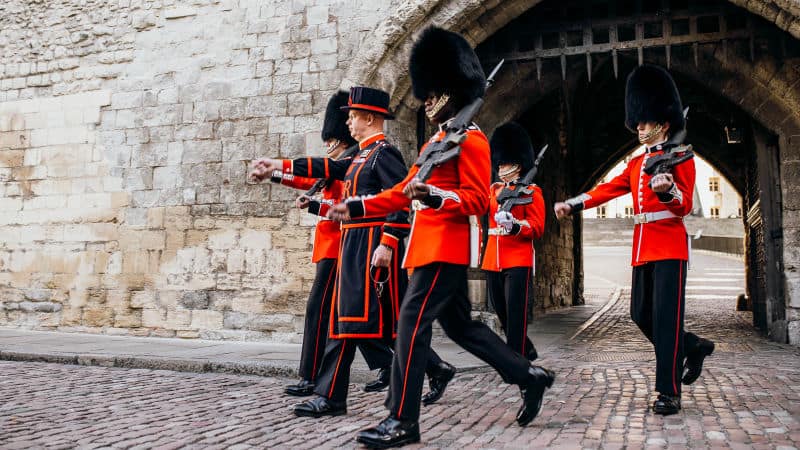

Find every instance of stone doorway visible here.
[347,0,800,343]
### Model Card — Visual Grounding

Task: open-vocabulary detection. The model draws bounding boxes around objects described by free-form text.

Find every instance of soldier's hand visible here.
[650,173,674,193]
[295,195,311,209]
[371,244,392,268]
[249,158,281,182]
[554,202,572,219]
[327,203,351,222]
[403,180,430,200]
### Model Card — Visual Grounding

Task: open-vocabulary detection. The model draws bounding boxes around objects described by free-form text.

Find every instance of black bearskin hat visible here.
[490,122,535,173]
[409,26,486,106]
[321,90,357,146]
[625,64,685,133]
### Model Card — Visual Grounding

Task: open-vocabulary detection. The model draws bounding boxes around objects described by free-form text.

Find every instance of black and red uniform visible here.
[481,181,545,358]
[281,133,445,403]
[271,166,393,383]
[346,126,536,422]
[566,143,700,396]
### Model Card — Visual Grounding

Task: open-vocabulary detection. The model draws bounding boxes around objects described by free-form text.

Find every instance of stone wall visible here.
[0,0,396,341]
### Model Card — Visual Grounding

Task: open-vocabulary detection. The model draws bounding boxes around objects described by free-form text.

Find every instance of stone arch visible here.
[345,0,800,343]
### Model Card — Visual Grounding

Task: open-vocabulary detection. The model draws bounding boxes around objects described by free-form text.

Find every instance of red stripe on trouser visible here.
[671,263,683,393]
[328,339,348,398]
[311,264,337,380]
[522,267,531,354]
[397,266,442,416]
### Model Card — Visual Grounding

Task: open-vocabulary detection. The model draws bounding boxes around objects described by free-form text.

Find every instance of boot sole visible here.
[356,434,420,449]
[682,342,715,385]
[285,389,315,397]
[294,408,347,418]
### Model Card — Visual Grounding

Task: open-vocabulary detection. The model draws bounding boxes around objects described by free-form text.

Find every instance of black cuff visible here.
[308,201,321,215]
[346,200,365,218]
[510,223,521,235]
[656,191,674,203]
[421,193,443,209]
[269,170,283,184]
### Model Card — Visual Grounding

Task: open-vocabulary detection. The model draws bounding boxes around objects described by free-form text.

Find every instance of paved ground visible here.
[2,248,799,449]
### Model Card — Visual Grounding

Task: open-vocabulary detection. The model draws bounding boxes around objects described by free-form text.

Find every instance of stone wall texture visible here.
[2,0,800,344]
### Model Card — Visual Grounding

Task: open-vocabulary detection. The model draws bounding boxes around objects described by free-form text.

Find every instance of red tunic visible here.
[348,127,490,269]
[481,182,545,271]
[274,174,343,263]
[577,145,695,266]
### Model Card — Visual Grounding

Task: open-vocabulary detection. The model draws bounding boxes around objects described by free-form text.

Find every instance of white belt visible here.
[633,210,678,225]
[488,227,508,236]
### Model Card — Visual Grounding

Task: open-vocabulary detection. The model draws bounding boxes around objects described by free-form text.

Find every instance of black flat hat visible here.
[340,86,395,120]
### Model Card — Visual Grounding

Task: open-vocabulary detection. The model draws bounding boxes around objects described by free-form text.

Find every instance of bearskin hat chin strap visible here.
[498,164,521,181]
[638,124,664,144]
[426,94,451,119]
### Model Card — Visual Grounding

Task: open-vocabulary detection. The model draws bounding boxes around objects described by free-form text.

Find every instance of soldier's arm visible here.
[656,152,694,216]
[282,155,351,180]
[373,146,412,250]
[415,129,490,216]
[563,160,634,214]
[512,185,545,240]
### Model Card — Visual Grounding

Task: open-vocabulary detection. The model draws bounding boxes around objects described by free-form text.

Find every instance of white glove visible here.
[494,211,515,232]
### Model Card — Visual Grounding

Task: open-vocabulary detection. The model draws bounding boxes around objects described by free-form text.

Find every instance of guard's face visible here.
[346,110,373,142]
[424,92,453,124]
[497,163,521,183]
[325,138,346,159]
[637,121,669,145]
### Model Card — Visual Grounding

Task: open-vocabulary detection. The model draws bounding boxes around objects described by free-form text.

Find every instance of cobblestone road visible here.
[2,262,799,449]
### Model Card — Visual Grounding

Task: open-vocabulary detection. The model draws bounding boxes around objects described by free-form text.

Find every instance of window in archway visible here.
[710,207,720,218]
[597,206,607,218]
[624,206,634,218]
[709,177,720,192]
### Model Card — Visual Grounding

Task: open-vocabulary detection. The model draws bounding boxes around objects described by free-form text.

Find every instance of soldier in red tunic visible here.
[327,27,555,448]
[481,122,544,360]
[252,86,454,418]
[554,64,715,415]
[262,91,395,397]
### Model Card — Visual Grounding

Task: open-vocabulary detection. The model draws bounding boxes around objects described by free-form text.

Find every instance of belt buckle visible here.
[634,213,647,225]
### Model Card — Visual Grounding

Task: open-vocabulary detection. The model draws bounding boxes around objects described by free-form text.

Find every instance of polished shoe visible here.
[422,362,456,406]
[364,367,390,393]
[356,415,420,449]
[682,338,715,385]
[293,396,347,418]
[285,379,315,397]
[652,393,681,415]
[527,346,539,362]
[516,365,555,426]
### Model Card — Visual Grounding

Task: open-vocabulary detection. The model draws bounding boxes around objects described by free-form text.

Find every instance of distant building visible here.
[583,150,742,219]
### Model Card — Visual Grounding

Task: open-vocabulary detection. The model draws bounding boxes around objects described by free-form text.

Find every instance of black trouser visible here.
[631,259,700,396]
[298,259,393,382]
[387,263,532,422]
[314,337,444,402]
[486,267,536,356]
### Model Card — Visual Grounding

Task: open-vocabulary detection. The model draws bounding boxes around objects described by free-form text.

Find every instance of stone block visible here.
[180,290,210,309]
[190,310,223,330]
[182,140,222,164]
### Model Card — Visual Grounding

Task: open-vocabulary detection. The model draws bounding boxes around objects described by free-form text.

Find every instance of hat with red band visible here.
[340,86,395,120]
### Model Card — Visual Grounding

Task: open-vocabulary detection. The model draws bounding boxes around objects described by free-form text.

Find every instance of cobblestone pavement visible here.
[2,260,799,449]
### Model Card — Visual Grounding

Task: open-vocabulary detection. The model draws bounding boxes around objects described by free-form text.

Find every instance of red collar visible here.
[359,133,385,149]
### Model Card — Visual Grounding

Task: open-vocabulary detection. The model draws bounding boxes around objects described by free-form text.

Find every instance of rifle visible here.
[496,144,548,213]
[302,144,359,197]
[413,59,505,181]
[642,107,694,179]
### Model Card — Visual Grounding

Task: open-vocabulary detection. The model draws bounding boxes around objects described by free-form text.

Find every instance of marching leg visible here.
[294,338,355,418]
[651,259,686,415]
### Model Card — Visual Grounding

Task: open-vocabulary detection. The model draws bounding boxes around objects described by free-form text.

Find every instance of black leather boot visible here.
[285,379,315,396]
[682,338,715,385]
[421,362,456,406]
[356,415,421,448]
[364,367,391,392]
[516,365,555,426]
[652,393,681,415]
[293,396,347,418]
